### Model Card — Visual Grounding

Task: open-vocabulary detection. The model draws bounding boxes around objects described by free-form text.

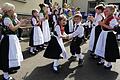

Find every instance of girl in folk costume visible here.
[67,14,84,66]
[39,4,51,45]
[29,9,44,54]
[88,5,105,58]
[95,5,120,69]
[0,3,24,80]
[44,15,68,73]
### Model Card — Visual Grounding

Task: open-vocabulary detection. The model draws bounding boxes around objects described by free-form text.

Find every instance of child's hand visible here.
[99,21,104,26]
[66,35,69,39]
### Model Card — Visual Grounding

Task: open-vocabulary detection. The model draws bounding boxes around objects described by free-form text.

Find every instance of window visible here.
[88,1,97,13]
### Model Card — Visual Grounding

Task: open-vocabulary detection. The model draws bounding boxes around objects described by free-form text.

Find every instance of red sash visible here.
[60,26,65,35]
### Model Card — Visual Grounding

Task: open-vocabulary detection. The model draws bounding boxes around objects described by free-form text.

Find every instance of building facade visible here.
[69,0,120,13]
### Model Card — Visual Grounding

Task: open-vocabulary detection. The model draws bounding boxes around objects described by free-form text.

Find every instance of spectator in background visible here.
[0,14,2,41]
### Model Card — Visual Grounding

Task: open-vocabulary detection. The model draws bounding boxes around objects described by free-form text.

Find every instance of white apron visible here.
[95,30,108,58]
[9,35,23,68]
[42,19,51,42]
[89,26,95,51]
[33,26,44,45]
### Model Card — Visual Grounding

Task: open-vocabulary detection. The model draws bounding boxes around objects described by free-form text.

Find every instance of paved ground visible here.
[0,38,120,80]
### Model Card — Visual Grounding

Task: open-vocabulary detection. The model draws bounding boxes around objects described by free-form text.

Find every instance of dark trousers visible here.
[70,36,83,55]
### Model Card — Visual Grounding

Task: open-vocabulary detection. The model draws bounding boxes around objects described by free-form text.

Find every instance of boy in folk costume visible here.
[95,5,120,69]
[88,5,105,59]
[67,14,84,66]
[44,15,68,73]
[39,4,51,45]
[0,3,25,80]
[29,9,44,54]
[83,15,93,39]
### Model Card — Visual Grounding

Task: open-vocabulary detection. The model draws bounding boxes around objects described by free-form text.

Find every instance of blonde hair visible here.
[105,5,115,14]
[0,14,2,19]
[2,2,15,12]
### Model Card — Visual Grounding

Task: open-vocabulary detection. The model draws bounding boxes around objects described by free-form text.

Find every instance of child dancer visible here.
[95,5,120,69]
[89,5,105,58]
[39,4,51,45]
[68,14,84,66]
[29,9,44,54]
[0,3,24,80]
[44,15,68,73]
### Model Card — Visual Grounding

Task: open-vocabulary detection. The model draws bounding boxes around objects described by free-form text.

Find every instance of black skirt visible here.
[105,32,120,62]
[0,36,20,72]
[43,36,62,59]
[29,27,34,47]
[92,25,102,52]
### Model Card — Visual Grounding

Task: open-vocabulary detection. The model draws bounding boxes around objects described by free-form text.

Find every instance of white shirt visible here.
[93,13,104,27]
[69,22,84,38]
[109,18,119,28]
[4,17,12,27]
[31,17,38,26]
[54,25,67,38]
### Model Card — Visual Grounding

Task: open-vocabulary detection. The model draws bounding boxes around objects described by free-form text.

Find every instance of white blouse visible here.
[109,18,119,28]
[4,17,12,27]
[69,22,84,38]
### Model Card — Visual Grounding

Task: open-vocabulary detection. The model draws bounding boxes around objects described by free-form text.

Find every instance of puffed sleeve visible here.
[4,17,12,27]
[110,18,119,28]
[32,17,37,26]
[54,25,62,38]
[93,14,103,26]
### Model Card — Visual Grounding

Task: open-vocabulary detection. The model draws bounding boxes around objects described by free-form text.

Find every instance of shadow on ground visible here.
[23,53,118,80]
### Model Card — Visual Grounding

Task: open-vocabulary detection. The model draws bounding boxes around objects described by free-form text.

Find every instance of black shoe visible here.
[59,56,63,59]
[3,76,15,80]
[104,65,112,70]
[78,59,84,66]
[97,61,104,65]
[29,51,35,55]
[68,56,76,61]
[40,47,45,50]
[93,55,99,59]
[34,49,39,52]
[8,70,17,74]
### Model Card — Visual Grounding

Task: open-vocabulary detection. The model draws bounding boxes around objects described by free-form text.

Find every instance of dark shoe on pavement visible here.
[8,70,17,74]
[104,65,112,70]
[68,56,76,61]
[78,59,84,67]
[3,76,15,80]
[29,51,36,55]
[97,61,104,65]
